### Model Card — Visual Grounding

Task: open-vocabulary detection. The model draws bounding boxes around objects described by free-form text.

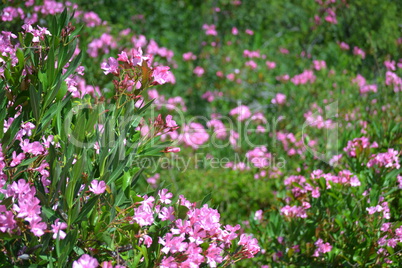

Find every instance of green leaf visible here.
[29,85,41,122]
[200,193,212,206]
[73,196,100,224]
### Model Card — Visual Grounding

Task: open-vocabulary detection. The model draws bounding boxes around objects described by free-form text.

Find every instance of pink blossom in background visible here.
[313,60,326,70]
[183,52,196,61]
[181,123,209,149]
[254,210,263,221]
[360,84,377,94]
[243,50,260,58]
[352,74,366,87]
[279,47,289,54]
[313,239,332,257]
[276,74,290,82]
[353,46,366,59]
[338,41,350,50]
[329,154,342,166]
[1,7,25,21]
[146,173,160,187]
[82,11,102,27]
[202,24,217,36]
[87,33,116,58]
[226,73,235,81]
[132,34,147,48]
[231,27,238,35]
[245,29,254,35]
[207,119,227,139]
[245,60,257,69]
[193,66,205,77]
[229,105,251,121]
[324,8,337,24]
[385,71,402,92]
[266,61,276,69]
[291,70,316,85]
[384,60,396,71]
[251,112,267,124]
[314,15,321,25]
[271,93,286,105]
[202,91,222,102]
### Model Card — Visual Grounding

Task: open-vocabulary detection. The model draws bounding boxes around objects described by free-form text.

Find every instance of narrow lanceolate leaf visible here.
[73,196,100,224]
[29,85,41,122]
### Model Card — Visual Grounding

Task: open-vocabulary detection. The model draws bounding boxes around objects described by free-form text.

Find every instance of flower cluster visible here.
[124,189,261,267]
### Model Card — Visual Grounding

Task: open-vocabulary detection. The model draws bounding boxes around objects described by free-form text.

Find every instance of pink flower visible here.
[152,66,171,85]
[193,66,205,77]
[229,105,251,121]
[231,27,238,35]
[266,61,276,69]
[72,254,99,268]
[313,60,326,70]
[51,219,67,239]
[0,205,17,233]
[367,149,400,169]
[291,70,316,85]
[238,234,261,258]
[254,210,263,221]
[226,73,235,81]
[324,8,337,24]
[245,60,257,69]
[158,207,175,221]
[181,123,209,149]
[271,93,286,105]
[100,57,119,75]
[165,115,178,129]
[30,221,47,237]
[82,11,102,27]
[338,41,350,50]
[353,46,366,59]
[10,151,25,167]
[158,189,173,204]
[384,60,396,71]
[146,173,160,187]
[89,180,106,195]
[202,24,217,36]
[206,243,223,267]
[313,238,332,257]
[183,52,196,61]
[279,48,289,54]
[245,29,254,35]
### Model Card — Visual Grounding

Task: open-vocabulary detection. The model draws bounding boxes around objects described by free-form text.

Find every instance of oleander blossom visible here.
[89,180,106,195]
[229,105,251,121]
[343,137,378,157]
[367,149,400,169]
[72,254,99,268]
[181,123,209,149]
[313,238,332,257]
[127,190,260,266]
